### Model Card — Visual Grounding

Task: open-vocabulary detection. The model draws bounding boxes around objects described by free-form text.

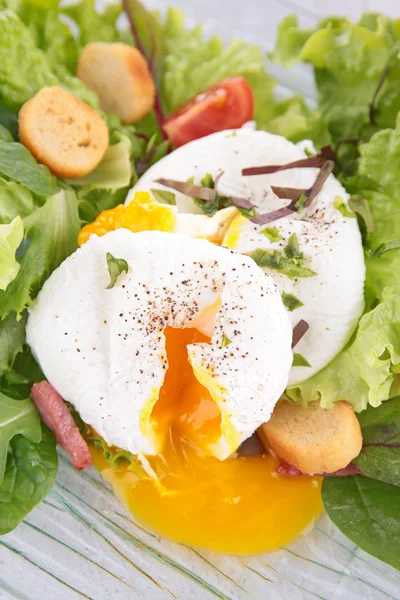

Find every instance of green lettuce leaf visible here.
[16,0,79,74]
[0,178,35,224]
[0,142,59,196]
[322,476,400,571]
[270,13,400,143]
[0,313,26,377]
[0,424,57,534]
[0,8,97,111]
[0,216,23,291]
[66,132,133,190]
[0,188,81,319]
[262,95,331,148]
[0,391,41,484]
[286,286,400,411]
[351,114,400,302]
[61,0,123,49]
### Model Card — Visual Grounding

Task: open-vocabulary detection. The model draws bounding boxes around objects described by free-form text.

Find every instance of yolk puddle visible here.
[90,327,323,555]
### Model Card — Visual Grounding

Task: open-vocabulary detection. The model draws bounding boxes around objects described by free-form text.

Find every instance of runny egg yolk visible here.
[90,326,323,554]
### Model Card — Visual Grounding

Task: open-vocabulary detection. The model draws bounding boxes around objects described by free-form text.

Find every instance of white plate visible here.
[2,1,400,598]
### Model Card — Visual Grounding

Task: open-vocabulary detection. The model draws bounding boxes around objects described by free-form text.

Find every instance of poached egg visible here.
[130,129,366,384]
[27,229,292,460]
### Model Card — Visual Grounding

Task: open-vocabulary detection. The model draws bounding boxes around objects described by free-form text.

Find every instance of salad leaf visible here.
[61,0,123,49]
[352,114,400,301]
[286,286,400,411]
[270,13,400,143]
[0,188,81,319]
[0,8,57,111]
[87,434,145,478]
[0,425,57,534]
[0,9,97,111]
[262,95,331,149]
[353,396,400,487]
[0,101,18,139]
[0,391,41,483]
[0,216,23,290]
[322,476,400,571]
[0,313,27,377]
[0,178,35,224]
[66,133,133,190]
[16,1,79,74]
[0,142,59,196]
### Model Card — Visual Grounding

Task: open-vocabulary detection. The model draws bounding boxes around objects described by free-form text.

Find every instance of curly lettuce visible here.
[287,286,400,411]
[270,13,400,143]
[0,216,23,291]
[288,114,400,410]
[0,8,97,111]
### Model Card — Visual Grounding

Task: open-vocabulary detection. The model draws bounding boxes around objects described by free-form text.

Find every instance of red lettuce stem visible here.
[121,0,167,140]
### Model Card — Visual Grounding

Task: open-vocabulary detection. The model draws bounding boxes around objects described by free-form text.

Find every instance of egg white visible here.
[129,129,365,384]
[26,230,292,459]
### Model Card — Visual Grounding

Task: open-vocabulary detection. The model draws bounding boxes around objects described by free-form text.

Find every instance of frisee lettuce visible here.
[0,216,23,291]
[0,189,81,319]
[287,286,400,411]
[270,13,400,144]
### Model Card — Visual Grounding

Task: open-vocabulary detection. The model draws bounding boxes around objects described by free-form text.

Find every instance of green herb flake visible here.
[292,353,311,367]
[106,253,129,289]
[282,292,304,312]
[200,173,214,188]
[260,226,282,242]
[150,188,176,205]
[333,196,355,218]
[295,193,307,212]
[221,333,232,347]
[250,248,317,280]
[284,233,303,263]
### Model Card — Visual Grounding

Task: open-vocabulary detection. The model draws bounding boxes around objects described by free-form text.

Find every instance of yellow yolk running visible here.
[89,326,323,554]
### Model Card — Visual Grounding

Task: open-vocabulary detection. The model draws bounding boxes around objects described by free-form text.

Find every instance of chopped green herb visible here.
[292,353,311,367]
[150,188,176,205]
[348,195,374,233]
[282,292,304,311]
[367,239,400,259]
[295,193,307,212]
[250,249,317,279]
[106,253,129,289]
[260,226,282,242]
[200,173,214,188]
[284,233,303,263]
[238,206,258,219]
[334,196,355,218]
[221,333,232,347]
[187,176,195,184]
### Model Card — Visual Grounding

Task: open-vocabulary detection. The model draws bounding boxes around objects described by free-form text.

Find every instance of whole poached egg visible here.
[27,230,292,460]
[131,129,366,384]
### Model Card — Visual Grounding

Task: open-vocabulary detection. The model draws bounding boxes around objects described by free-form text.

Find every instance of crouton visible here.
[259,400,362,475]
[77,43,155,124]
[19,86,109,179]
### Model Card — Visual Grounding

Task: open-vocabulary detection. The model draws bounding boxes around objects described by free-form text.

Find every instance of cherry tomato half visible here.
[163,76,254,148]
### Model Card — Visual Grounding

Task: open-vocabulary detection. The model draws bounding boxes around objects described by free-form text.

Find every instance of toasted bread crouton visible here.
[259,400,362,475]
[19,87,109,179]
[77,43,155,124]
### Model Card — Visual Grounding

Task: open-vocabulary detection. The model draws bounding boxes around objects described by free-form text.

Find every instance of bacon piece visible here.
[277,460,363,478]
[31,381,93,471]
